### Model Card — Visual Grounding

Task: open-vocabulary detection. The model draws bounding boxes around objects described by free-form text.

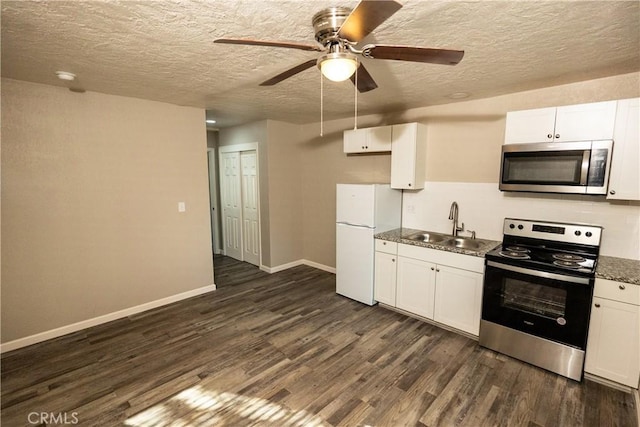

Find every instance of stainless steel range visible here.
[479,218,602,381]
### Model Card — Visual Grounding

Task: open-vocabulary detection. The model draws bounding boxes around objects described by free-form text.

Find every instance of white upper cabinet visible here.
[343,125,392,153]
[608,98,640,201]
[391,122,427,190]
[504,101,617,144]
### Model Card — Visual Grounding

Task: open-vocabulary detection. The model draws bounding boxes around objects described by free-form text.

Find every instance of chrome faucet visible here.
[448,201,464,236]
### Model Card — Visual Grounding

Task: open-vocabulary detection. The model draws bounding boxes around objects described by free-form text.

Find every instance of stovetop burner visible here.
[552,253,586,262]
[553,260,582,269]
[498,250,531,259]
[505,246,530,253]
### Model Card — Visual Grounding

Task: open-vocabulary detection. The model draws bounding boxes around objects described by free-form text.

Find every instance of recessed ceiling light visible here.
[56,71,76,81]
[447,92,470,99]
[206,119,216,124]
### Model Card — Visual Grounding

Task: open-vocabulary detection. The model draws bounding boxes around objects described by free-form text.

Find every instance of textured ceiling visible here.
[2,1,639,128]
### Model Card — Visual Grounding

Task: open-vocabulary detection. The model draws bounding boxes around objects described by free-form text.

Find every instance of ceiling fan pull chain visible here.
[354,63,358,130]
[320,72,324,137]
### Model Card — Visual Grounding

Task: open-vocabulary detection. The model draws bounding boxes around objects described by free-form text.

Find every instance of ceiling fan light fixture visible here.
[318,52,358,82]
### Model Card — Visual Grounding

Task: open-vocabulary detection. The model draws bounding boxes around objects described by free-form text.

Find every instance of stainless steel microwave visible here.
[499,140,613,195]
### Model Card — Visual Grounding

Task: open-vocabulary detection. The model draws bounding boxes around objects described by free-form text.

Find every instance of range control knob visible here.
[575,230,581,236]
[509,224,515,229]
[585,231,593,237]
[517,224,524,230]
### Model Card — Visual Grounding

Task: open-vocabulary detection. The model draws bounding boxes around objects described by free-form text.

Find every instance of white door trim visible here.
[219,142,258,153]
[217,142,262,267]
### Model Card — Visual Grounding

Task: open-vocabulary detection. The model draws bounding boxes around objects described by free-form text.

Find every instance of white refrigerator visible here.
[336,184,402,305]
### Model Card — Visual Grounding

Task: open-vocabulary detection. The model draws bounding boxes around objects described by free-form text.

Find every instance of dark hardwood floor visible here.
[2,257,637,426]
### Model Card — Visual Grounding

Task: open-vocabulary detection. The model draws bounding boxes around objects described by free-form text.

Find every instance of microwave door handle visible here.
[580,150,591,185]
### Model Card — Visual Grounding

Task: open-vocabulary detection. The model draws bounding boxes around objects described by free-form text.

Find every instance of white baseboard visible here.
[261,259,336,274]
[301,259,336,274]
[0,283,217,354]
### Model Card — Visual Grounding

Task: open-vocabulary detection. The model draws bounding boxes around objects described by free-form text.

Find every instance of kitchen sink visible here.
[404,231,484,250]
[447,237,483,250]
[405,232,450,244]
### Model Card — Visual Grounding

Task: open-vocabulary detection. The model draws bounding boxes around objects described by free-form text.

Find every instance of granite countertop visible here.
[596,256,640,286]
[375,227,501,258]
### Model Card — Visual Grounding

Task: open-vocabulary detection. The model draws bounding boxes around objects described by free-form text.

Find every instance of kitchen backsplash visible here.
[402,182,640,260]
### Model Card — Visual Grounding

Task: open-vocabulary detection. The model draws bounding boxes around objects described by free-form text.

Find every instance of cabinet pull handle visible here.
[619,284,626,290]
[383,241,386,245]
[436,269,440,272]
[595,303,601,308]
[555,134,560,139]
[408,183,412,187]
[547,133,553,139]
[609,190,616,195]
[392,258,395,262]
[430,267,435,271]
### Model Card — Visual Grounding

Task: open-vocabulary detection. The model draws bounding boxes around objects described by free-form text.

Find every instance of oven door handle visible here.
[486,261,592,285]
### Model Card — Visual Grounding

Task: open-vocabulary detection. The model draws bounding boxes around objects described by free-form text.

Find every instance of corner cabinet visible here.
[585,278,640,388]
[343,126,392,153]
[380,242,484,336]
[504,101,617,144]
[391,123,427,190]
[607,98,640,201]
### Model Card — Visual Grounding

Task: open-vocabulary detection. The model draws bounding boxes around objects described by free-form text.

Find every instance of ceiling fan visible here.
[214,0,464,93]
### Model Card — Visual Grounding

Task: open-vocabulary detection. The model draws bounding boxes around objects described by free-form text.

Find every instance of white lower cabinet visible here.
[433,265,484,336]
[585,278,640,388]
[374,251,397,306]
[396,256,436,319]
[374,241,484,337]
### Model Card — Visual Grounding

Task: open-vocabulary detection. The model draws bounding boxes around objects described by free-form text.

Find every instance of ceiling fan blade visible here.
[260,59,317,86]
[364,45,464,65]
[337,0,402,42]
[350,63,378,93]
[214,38,323,52]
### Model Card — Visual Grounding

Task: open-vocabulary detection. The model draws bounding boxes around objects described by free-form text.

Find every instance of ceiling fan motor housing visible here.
[312,7,352,46]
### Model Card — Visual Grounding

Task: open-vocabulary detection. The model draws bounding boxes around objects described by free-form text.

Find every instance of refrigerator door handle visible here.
[337,222,374,229]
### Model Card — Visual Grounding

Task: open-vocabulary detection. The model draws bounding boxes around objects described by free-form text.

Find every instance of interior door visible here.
[219,151,242,260]
[240,151,260,266]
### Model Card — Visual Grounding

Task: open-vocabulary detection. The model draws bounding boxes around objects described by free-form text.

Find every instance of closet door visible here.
[220,151,243,260]
[240,151,260,266]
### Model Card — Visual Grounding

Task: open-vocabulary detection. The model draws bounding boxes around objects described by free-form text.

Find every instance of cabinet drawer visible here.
[375,239,397,254]
[398,243,484,273]
[594,278,640,305]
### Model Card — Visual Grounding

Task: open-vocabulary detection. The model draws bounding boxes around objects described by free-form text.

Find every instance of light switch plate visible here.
[178,202,186,212]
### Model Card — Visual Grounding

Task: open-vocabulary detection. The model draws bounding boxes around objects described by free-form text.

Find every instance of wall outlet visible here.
[406,204,416,214]
[178,202,186,212]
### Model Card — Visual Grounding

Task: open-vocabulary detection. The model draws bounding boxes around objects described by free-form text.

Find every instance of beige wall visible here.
[297,72,640,268]
[265,120,304,267]
[1,78,214,343]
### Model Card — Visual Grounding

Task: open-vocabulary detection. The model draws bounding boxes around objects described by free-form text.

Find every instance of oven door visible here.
[482,260,593,349]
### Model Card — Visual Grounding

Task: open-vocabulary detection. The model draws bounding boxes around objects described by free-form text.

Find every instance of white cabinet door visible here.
[608,98,640,201]
[367,126,392,152]
[396,256,436,319]
[374,251,397,306]
[343,128,368,153]
[554,101,617,142]
[504,107,557,144]
[504,101,617,144]
[390,123,426,190]
[585,297,640,388]
[433,265,484,336]
[343,126,392,153]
